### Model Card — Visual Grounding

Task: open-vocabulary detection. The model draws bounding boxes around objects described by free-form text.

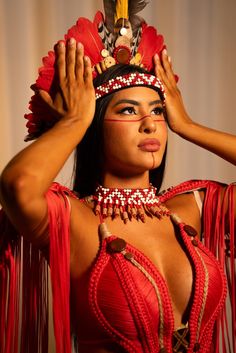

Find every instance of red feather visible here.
[65,12,104,66]
[137,23,164,72]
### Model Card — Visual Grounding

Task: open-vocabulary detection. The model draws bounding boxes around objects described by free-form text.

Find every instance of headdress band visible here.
[95,73,165,100]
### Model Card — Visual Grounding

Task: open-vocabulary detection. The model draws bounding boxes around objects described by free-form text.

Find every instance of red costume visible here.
[0,180,235,353]
[0,3,235,353]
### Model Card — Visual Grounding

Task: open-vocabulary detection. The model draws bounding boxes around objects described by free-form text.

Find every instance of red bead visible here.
[114,46,131,64]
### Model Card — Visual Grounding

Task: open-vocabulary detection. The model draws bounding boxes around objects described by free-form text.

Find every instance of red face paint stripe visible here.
[104,118,165,123]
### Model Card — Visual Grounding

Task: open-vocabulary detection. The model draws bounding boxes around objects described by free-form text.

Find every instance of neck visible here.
[101,171,151,189]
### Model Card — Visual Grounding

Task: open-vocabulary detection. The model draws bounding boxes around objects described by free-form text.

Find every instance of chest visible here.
[68,190,226,351]
[70,204,201,328]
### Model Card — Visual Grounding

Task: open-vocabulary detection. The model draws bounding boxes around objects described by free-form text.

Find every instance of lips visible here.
[138,138,161,152]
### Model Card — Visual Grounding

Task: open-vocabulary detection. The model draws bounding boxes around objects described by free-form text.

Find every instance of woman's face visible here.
[102,86,168,177]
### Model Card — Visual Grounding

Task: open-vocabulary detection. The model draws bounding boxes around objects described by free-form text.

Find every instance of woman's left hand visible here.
[154,49,236,168]
[154,50,192,134]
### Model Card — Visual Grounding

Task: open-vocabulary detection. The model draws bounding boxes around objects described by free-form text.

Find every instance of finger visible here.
[83,56,93,86]
[56,41,66,81]
[75,42,84,81]
[153,54,164,79]
[54,92,64,112]
[66,38,76,81]
[153,54,171,90]
[39,90,64,118]
[161,49,176,86]
[39,90,53,108]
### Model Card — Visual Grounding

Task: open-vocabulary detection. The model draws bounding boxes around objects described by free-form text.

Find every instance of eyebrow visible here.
[112,99,163,107]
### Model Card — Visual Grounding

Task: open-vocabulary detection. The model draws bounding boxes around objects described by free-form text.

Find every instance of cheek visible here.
[103,123,135,152]
[161,123,168,143]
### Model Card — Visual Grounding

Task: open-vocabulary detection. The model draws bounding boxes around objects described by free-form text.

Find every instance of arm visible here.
[154,50,236,166]
[0,39,95,244]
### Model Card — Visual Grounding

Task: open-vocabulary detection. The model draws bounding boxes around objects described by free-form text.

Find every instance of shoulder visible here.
[160,179,222,200]
[165,191,201,230]
[160,179,221,231]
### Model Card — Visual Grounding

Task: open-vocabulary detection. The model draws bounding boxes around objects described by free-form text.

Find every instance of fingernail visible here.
[69,37,75,45]
[154,53,159,60]
[58,41,65,48]
[168,56,171,63]
[163,49,168,56]
[77,42,83,49]
[84,56,90,63]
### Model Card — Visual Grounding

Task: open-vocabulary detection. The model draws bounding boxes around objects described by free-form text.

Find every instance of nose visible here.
[139,115,157,134]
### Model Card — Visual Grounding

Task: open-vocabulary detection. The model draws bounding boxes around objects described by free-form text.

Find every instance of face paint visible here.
[151,152,156,169]
[104,115,166,123]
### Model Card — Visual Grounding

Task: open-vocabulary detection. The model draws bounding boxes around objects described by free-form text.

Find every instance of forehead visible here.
[109,86,161,104]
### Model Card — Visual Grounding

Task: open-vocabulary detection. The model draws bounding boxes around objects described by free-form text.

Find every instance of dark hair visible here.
[73,64,167,197]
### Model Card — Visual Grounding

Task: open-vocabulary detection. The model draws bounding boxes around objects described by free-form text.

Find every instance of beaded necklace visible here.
[85,185,170,223]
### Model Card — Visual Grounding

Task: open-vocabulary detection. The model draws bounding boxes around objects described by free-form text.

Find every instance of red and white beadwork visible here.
[91,184,170,223]
[95,73,165,101]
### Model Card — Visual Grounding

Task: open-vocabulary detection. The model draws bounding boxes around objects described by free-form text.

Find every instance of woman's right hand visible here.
[39,38,96,129]
[0,39,96,247]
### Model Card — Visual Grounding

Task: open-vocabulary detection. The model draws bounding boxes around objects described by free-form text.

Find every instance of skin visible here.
[0,38,236,352]
[102,87,167,186]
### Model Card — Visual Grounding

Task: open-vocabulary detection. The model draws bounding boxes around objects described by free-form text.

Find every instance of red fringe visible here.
[0,180,235,352]
[0,213,48,353]
[46,184,73,353]
[203,182,236,353]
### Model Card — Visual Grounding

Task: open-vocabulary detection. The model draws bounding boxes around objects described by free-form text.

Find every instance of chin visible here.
[141,153,163,171]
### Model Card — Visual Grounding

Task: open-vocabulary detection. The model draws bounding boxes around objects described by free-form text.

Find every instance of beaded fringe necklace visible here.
[86,185,170,223]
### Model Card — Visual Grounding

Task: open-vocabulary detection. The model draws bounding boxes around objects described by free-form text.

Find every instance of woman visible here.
[0,2,235,353]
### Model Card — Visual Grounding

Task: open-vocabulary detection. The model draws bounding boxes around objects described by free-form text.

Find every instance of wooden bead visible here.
[107,238,126,253]
[184,224,198,237]
[115,46,131,64]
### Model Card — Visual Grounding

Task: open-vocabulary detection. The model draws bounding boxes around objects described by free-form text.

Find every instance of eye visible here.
[118,107,137,115]
[151,107,164,115]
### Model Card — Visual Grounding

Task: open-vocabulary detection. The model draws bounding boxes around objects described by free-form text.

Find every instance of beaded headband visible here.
[95,73,165,100]
[25,1,176,141]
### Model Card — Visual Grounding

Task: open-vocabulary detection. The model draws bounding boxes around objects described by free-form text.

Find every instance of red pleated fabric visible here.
[0,180,235,352]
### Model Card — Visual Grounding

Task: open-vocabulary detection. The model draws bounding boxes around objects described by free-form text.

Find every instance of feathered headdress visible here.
[25,0,167,141]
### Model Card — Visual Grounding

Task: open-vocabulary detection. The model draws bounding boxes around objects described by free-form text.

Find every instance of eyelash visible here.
[118,106,164,115]
[152,107,164,115]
